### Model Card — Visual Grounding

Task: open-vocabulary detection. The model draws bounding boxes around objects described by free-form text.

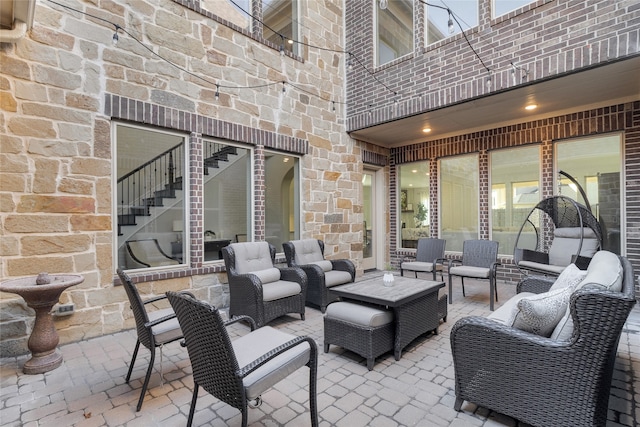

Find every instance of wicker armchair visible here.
[450,255,636,427]
[166,292,318,427]
[222,241,307,328]
[116,268,192,411]
[448,239,501,310]
[400,238,447,280]
[282,239,355,313]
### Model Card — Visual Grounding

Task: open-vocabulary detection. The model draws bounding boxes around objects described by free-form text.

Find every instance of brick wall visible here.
[345,0,640,126]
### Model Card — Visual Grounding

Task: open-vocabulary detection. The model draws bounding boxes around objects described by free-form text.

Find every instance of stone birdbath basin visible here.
[0,273,84,374]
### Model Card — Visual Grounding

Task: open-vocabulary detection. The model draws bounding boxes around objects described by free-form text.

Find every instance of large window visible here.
[265,152,300,251]
[556,134,622,254]
[263,0,299,55]
[425,0,478,45]
[493,0,536,18]
[202,140,251,262]
[440,154,478,251]
[115,124,188,271]
[398,161,430,248]
[377,0,414,65]
[490,146,540,255]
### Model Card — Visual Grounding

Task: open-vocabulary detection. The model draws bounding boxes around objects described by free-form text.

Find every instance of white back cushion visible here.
[231,242,274,274]
[548,227,599,266]
[292,239,324,264]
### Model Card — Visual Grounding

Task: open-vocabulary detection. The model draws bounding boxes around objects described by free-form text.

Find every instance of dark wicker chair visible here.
[450,255,636,427]
[222,241,307,328]
[282,239,355,313]
[513,195,602,276]
[448,240,501,310]
[116,268,191,411]
[166,291,318,427]
[400,238,447,280]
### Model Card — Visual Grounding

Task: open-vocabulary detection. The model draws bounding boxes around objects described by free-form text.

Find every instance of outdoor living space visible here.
[1,273,638,427]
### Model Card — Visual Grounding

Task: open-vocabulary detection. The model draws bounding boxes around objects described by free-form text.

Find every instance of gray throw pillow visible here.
[511,285,573,337]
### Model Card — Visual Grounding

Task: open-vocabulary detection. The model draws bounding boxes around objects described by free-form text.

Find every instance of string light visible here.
[112,25,119,46]
[48,0,516,121]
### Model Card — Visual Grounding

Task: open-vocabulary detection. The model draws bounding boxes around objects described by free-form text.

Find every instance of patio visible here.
[1,273,638,427]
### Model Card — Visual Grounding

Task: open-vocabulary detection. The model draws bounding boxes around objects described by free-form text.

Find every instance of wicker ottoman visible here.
[323,301,394,370]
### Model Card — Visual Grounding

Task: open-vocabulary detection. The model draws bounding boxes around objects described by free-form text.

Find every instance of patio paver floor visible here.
[1,272,639,426]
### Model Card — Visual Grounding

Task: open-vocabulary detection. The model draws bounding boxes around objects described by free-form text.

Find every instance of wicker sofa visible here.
[450,250,636,427]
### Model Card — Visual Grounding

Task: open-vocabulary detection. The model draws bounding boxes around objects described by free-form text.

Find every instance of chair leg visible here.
[126,340,141,383]
[454,397,464,411]
[414,271,418,278]
[448,274,453,304]
[400,268,404,277]
[187,383,199,427]
[461,277,466,297]
[241,404,249,427]
[309,345,319,427]
[136,347,156,412]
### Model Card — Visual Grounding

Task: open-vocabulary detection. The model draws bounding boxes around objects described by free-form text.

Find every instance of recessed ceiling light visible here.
[411,169,417,173]
[422,127,431,133]
[525,104,537,111]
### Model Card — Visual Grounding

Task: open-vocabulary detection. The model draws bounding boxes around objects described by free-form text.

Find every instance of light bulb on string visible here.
[379,0,388,10]
[447,11,455,35]
[346,53,353,72]
[331,101,336,112]
[280,35,286,56]
[215,84,220,101]
[282,81,286,93]
[112,25,119,46]
[485,71,492,90]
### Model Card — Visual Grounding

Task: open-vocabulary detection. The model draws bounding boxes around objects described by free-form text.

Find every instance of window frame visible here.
[375,0,415,66]
[113,122,190,273]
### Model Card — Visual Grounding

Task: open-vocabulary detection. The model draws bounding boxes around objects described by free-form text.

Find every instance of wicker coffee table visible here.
[331,276,445,360]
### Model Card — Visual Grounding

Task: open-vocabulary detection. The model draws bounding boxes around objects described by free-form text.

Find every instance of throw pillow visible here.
[511,286,573,337]
[549,263,587,292]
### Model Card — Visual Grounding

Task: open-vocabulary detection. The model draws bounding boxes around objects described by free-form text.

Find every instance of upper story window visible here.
[201,0,251,30]
[263,0,299,55]
[425,0,478,46]
[493,0,535,18]
[377,0,414,65]
[199,1,298,55]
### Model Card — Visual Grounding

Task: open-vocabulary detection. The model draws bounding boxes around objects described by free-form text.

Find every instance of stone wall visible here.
[0,0,357,356]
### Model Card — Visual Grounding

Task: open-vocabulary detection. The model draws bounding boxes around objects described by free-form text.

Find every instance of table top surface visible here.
[331,275,444,307]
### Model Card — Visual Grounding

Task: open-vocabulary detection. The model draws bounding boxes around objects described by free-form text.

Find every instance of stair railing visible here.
[117,143,184,228]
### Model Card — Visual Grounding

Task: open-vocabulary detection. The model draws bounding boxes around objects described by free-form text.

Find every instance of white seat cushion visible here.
[548,227,599,266]
[401,261,436,273]
[449,265,491,279]
[323,270,352,287]
[148,308,183,344]
[233,326,311,400]
[262,280,302,302]
[325,302,393,327]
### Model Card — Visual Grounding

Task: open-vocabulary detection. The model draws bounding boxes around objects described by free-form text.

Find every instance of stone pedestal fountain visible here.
[0,273,84,374]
